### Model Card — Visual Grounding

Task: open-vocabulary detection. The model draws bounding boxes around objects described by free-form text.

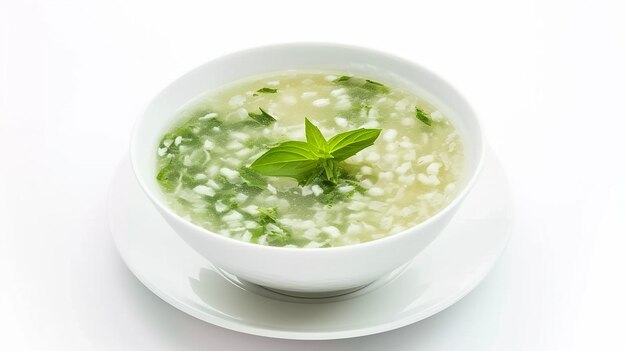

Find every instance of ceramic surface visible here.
[108,149,510,340]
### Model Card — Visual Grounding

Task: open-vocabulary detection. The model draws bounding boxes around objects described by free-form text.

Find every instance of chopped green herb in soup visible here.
[156,72,465,248]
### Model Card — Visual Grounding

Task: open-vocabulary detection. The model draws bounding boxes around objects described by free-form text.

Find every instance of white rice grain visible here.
[241,231,252,242]
[367,187,385,196]
[228,95,246,107]
[265,184,276,195]
[241,205,259,216]
[365,152,380,162]
[206,179,221,189]
[330,88,346,97]
[312,98,330,107]
[199,112,218,120]
[418,173,440,186]
[426,162,442,175]
[301,91,317,99]
[430,110,444,122]
[311,185,323,196]
[226,140,244,150]
[194,174,207,180]
[417,154,435,166]
[395,162,412,175]
[361,120,380,129]
[335,117,348,127]
[322,226,341,238]
[301,186,313,196]
[338,185,354,193]
[219,168,239,181]
[360,166,373,175]
[282,95,297,105]
[223,210,244,222]
[382,129,398,142]
[193,185,215,197]
[347,201,367,211]
[398,174,416,185]
[230,131,249,141]
[203,140,214,150]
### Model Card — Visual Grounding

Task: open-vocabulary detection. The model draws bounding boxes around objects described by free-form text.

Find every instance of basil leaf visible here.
[250,141,320,180]
[270,141,320,159]
[305,118,329,155]
[415,107,432,126]
[239,167,267,190]
[248,107,277,126]
[327,128,382,161]
[256,87,277,94]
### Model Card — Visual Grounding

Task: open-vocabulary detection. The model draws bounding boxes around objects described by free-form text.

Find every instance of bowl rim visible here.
[130,41,485,253]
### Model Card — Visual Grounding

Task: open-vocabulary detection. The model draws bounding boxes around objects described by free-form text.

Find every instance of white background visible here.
[1,0,625,349]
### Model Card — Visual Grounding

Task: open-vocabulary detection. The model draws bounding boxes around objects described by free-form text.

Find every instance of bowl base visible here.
[213,262,411,304]
[261,284,369,299]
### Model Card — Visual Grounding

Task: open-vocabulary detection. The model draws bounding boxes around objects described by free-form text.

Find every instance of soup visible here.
[156,71,464,248]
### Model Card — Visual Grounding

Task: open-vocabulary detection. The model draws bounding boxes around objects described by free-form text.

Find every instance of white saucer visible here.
[108,149,512,340]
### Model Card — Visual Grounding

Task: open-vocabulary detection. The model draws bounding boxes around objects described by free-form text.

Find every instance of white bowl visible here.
[130,43,484,294]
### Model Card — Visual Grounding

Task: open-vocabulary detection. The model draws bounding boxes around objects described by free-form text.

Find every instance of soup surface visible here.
[156,71,464,247]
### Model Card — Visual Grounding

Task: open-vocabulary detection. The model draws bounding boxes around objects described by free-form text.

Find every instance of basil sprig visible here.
[250,118,381,183]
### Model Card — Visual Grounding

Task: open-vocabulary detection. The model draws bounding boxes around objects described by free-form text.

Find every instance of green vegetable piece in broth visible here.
[333,75,352,83]
[415,107,432,126]
[156,159,179,191]
[256,87,278,94]
[248,107,277,126]
[239,167,267,190]
[333,76,390,95]
[365,79,384,86]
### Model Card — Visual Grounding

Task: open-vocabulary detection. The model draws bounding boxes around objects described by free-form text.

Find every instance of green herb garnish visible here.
[255,87,277,94]
[257,207,278,225]
[156,158,179,191]
[248,107,277,126]
[156,112,223,190]
[238,166,267,190]
[253,87,278,96]
[333,75,352,83]
[332,75,390,103]
[365,79,384,86]
[252,207,291,246]
[415,107,432,126]
[250,118,381,183]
